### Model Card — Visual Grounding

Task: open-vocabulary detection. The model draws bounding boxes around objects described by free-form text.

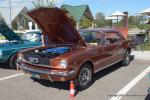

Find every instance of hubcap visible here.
[125,52,130,64]
[79,67,91,86]
[15,59,19,67]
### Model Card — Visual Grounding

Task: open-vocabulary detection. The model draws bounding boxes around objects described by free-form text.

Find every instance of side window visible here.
[80,31,93,43]
[105,32,121,44]
[80,31,104,45]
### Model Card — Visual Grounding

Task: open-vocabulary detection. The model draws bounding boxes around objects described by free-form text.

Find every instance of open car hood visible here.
[0,20,22,41]
[27,7,86,46]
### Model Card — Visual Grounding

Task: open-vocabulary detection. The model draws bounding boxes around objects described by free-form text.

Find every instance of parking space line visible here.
[109,66,150,100]
[0,73,24,81]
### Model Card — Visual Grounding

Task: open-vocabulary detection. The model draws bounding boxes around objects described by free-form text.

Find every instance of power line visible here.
[0,7,9,8]
[9,0,12,28]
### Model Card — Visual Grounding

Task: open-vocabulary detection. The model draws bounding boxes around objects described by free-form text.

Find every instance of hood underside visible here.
[27,7,86,46]
[0,20,22,41]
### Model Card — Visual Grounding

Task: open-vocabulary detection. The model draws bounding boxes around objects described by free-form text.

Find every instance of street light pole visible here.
[9,0,12,28]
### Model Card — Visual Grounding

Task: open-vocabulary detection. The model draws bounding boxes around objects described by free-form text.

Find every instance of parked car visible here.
[18,8,133,90]
[0,20,42,69]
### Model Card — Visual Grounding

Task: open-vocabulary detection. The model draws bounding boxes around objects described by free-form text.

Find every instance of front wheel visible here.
[77,64,93,91]
[122,50,131,66]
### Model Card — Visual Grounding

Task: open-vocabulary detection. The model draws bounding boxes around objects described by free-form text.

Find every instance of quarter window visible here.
[105,32,121,44]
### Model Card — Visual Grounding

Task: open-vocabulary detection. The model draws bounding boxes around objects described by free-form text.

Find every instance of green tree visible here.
[80,17,92,28]
[128,16,136,28]
[128,15,150,29]
[32,0,56,8]
[95,12,106,28]
[12,20,18,30]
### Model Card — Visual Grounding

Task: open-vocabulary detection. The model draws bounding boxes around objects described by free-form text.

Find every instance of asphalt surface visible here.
[0,58,150,100]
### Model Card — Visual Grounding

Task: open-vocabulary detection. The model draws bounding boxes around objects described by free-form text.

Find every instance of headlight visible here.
[59,60,68,68]
[0,50,3,58]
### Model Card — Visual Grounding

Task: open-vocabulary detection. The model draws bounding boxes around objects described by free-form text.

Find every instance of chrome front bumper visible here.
[19,64,76,77]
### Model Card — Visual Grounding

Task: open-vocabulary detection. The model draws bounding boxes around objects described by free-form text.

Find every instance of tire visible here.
[77,64,93,91]
[9,54,18,69]
[122,50,131,66]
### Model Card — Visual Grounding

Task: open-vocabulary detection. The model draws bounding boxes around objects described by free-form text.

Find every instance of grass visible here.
[0,36,5,40]
[138,42,150,51]
[137,35,150,51]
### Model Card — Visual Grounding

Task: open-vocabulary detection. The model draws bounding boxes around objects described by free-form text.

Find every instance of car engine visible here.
[23,47,70,65]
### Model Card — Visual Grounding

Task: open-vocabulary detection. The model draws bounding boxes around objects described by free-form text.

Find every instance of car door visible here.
[102,31,123,66]
[88,31,106,72]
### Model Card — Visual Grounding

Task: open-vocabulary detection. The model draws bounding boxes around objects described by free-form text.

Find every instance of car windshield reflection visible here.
[22,32,41,42]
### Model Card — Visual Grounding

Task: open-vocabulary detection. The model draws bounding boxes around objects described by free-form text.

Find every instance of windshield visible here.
[22,32,42,42]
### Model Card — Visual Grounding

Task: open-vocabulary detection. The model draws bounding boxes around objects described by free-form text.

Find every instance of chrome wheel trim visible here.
[79,67,92,86]
[124,52,130,64]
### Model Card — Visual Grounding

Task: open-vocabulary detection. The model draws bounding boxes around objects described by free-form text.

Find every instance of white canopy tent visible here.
[105,16,118,27]
[111,11,126,16]
[105,16,117,20]
[110,11,126,22]
[139,8,150,15]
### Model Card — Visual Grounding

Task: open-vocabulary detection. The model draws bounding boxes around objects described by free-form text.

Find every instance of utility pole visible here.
[9,0,12,28]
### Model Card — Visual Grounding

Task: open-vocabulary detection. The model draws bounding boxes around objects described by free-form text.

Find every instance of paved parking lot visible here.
[0,59,150,100]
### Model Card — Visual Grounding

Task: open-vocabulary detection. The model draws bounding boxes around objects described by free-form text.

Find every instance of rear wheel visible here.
[77,64,93,90]
[122,50,131,66]
[9,54,18,69]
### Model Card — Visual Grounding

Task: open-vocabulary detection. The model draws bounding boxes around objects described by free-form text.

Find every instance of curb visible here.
[131,51,150,61]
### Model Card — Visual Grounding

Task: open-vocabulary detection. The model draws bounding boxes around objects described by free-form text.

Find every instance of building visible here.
[0,5,94,30]
[0,7,34,31]
[61,4,94,29]
[0,7,11,28]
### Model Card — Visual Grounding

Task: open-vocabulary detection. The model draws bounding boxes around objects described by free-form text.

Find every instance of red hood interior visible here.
[27,7,86,46]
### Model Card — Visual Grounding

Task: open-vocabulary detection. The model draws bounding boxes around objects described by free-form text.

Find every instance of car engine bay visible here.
[23,46,71,65]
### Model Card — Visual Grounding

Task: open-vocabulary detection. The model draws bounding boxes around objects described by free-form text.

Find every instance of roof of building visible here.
[0,7,28,26]
[11,7,28,21]
[61,4,94,22]
[0,12,5,22]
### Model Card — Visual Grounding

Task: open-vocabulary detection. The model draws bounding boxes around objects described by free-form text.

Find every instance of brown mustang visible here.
[18,7,133,90]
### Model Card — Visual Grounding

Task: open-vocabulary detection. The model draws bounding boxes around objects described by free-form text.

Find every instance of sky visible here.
[0,0,149,17]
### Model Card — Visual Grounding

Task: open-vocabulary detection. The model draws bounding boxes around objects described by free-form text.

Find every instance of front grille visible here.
[23,52,50,65]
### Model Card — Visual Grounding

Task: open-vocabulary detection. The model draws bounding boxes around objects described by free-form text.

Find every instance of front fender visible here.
[2,49,19,62]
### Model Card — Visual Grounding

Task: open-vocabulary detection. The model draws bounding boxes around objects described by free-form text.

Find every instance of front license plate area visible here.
[29,57,39,64]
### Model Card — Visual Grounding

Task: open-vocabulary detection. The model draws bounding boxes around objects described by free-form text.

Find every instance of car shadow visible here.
[87,55,135,88]
[31,77,70,90]
[30,55,135,93]
[30,62,123,96]
[130,55,135,61]
[0,63,11,69]
[91,62,122,88]
[145,94,150,100]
